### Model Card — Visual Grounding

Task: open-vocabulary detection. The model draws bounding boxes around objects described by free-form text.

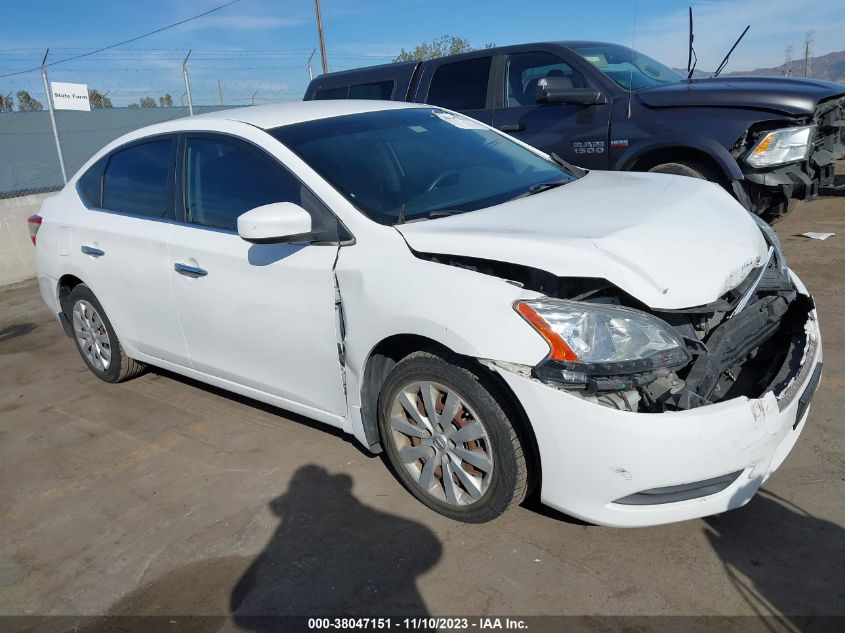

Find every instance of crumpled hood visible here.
[396,171,769,310]
[637,76,845,116]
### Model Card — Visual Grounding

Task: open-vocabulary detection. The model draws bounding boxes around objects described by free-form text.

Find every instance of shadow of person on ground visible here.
[231,465,441,620]
[99,465,441,633]
[704,488,845,632]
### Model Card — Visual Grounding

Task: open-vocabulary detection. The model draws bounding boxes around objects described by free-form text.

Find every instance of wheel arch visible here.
[617,137,744,186]
[57,273,85,316]
[359,333,541,491]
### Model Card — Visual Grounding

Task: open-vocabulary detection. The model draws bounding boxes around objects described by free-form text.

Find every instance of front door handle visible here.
[498,123,525,132]
[81,245,105,257]
[174,262,208,277]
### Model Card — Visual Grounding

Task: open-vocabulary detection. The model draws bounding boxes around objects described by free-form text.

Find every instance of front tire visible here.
[647,160,717,181]
[377,351,530,523]
[67,284,145,383]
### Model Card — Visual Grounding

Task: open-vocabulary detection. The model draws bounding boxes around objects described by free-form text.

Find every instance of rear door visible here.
[71,135,188,364]
[414,54,496,126]
[167,132,347,417]
[491,50,612,168]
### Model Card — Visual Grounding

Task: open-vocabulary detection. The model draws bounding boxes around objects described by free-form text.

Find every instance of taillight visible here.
[27,214,42,245]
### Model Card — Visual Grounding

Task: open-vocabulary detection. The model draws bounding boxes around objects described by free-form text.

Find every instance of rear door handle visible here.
[81,245,105,257]
[498,123,525,132]
[174,262,208,277]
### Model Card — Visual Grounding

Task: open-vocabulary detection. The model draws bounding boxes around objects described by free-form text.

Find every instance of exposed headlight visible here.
[515,299,690,388]
[745,125,814,168]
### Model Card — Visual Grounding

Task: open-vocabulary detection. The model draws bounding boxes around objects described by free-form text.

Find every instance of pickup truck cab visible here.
[304,41,845,221]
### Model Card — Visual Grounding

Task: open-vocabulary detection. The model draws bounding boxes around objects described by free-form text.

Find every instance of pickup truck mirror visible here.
[535,78,607,106]
[237,202,313,244]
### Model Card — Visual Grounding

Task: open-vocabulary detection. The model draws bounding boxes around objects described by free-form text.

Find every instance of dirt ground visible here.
[0,193,842,629]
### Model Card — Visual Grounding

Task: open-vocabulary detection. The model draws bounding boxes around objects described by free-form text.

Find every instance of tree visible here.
[88,88,112,109]
[16,90,43,111]
[0,93,13,112]
[158,94,173,107]
[127,103,140,109]
[139,96,157,108]
[394,34,496,62]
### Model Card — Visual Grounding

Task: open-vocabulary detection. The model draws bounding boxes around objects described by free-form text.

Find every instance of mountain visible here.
[672,50,845,83]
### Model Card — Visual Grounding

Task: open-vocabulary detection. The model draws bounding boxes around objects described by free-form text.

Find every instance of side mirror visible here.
[237,202,312,244]
[535,78,606,105]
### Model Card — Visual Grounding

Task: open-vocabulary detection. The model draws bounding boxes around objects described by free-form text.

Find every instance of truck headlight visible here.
[515,299,690,387]
[745,125,814,168]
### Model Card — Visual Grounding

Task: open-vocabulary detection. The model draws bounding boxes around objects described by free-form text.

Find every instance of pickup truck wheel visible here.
[377,351,530,523]
[67,285,145,383]
[647,161,717,181]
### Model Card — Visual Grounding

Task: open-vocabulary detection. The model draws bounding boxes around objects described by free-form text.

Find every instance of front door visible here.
[492,50,612,169]
[167,134,347,417]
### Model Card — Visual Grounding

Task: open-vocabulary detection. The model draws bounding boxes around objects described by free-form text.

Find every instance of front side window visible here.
[570,43,682,90]
[506,52,587,107]
[102,139,174,217]
[271,108,573,225]
[427,57,492,111]
[184,137,321,232]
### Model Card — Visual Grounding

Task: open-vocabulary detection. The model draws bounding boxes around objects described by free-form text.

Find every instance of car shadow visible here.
[703,488,845,630]
[146,367,374,458]
[97,465,441,632]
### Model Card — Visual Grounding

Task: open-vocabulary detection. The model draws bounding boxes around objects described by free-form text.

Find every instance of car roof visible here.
[190,99,419,130]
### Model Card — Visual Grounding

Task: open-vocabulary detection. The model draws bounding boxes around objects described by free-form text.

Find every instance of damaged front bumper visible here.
[489,271,822,527]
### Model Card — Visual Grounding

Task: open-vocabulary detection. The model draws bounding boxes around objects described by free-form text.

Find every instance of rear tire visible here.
[377,351,530,523]
[67,284,145,383]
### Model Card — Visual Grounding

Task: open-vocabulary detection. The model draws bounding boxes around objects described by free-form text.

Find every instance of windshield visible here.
[571,43,682,90]
[270,108,573,225]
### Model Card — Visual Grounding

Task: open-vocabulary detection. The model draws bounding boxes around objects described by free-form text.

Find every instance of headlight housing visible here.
[745,125,814,168]
[515,299,690,389]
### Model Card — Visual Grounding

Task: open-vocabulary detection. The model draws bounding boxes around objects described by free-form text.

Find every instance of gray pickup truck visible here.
[304,41,845,221]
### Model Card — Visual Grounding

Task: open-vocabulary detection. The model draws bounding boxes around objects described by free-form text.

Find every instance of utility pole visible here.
[313,0,329,74]
[784,45,793,76]
[40,48,68,184]
[182,49,194,116]
[218,80,224,105]
[307,48,317,81]
[803,31,814,77]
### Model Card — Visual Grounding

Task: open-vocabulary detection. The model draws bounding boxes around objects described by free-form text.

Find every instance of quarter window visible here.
[102,139,174,217]
[427,57,492,111]
[506,52,587,107]
[183,137,324,233]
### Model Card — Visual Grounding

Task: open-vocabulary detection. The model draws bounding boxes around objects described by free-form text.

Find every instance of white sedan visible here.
[30,100,822,526]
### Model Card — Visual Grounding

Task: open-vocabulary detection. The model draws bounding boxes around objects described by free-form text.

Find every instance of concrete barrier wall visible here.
[0,193,53,286]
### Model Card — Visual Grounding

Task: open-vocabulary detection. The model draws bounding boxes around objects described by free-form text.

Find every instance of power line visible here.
[0,0,243,79]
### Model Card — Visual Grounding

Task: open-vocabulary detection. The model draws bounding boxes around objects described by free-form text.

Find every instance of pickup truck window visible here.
[506,52,586,107]
[571,43,681,90]
[349,80,394,100]
[428,56,492,111]
[314,86,349,100]
[271,108,573,226]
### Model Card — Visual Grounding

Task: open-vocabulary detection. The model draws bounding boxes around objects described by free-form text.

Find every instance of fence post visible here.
[182,49,194,116]
[40,48,68,185]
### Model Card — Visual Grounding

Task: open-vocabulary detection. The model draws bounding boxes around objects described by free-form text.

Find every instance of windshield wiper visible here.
[399,209,465,224]
[550,152,587,178]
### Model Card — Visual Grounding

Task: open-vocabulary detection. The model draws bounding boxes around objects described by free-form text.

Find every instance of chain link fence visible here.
[0,47,396,200]
[0,105,237,199]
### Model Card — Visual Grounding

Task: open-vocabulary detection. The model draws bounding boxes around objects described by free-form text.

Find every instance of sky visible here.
[2,0,843,107]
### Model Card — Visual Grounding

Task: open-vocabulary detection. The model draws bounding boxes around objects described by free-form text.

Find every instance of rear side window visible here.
[349,80,394,100]
[102,140,174,218]
[314,86,349,100]
[184,137,317,232]
[427,57,492,111]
